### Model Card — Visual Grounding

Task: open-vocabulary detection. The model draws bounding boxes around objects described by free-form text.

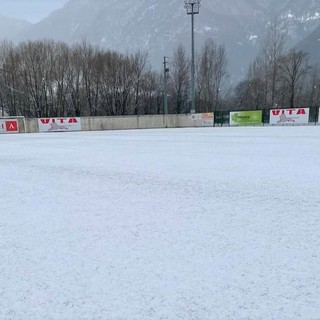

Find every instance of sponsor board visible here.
[270,108,309,125]
[0,119,19,134]
[190,113,214,126]
[38,117,81,132]
[190,113,202,121]
[201,113,214,127]
[230,111,262,126]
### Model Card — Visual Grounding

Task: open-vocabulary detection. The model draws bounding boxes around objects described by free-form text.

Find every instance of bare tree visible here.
[307,65,320,107]
[132,51,149,115]
[280,49,311,108]
[245,18,287,109]
[139,70,161,115]
[168,44,190,114]
[261,18,287,107]
[233,78,264,110]
[0,39,169,117]
[51,42,72,116]
[197,39,228,112]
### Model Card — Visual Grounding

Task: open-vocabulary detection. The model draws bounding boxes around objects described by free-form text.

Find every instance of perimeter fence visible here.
[1,106,319,134]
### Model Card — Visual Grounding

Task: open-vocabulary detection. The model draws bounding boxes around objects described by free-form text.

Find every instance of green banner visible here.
[230,111,262,125]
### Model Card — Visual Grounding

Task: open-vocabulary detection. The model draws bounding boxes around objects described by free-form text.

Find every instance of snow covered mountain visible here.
[296,24,320,66]
[7,0,320,77]
[15,0,263,73]
[0,15,30,40]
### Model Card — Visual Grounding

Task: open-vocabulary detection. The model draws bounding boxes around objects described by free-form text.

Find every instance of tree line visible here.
[0,39,227,118]
[233,19,320,110]
[0,40,159,117]
[0,21,319,118]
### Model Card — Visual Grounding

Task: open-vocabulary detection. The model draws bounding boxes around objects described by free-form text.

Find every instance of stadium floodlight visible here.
[184,0,201,114]
[184,0,201,14]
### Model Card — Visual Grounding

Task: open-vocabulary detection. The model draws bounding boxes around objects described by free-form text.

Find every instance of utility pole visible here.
[163,56,169,114]
[184,0,201,114]
[0,68,4,116]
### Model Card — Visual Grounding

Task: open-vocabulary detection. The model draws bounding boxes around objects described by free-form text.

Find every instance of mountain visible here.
[15,0,265,74]
[0,15,30,40]
[9,0,320,77]
[296,24,320,65]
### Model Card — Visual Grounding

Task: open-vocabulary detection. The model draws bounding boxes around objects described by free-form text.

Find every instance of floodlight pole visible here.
[184,0,200,114]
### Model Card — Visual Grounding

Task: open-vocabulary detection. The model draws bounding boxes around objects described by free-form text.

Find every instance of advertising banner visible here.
[230,111,262,126]
[190,113,214,126]
[0,119,19,134]
[38,117,81,132]
[190,113,202,121]
[270,108,309,125]
[201,113,214,126]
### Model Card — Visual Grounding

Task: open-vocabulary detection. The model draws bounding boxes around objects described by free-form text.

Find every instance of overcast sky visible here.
[0,0,69,23]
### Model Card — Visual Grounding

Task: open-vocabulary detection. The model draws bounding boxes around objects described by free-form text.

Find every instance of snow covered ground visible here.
[1,127,320,320]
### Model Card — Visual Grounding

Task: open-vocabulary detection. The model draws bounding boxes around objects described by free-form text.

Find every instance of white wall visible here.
[24,114,207,133]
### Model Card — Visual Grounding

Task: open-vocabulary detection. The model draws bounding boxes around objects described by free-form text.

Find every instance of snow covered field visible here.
[1,127,320,320]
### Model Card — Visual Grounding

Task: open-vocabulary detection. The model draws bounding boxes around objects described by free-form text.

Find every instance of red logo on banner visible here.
[272,108,306,116]
[5,120,18,132]
[40,118,78,124]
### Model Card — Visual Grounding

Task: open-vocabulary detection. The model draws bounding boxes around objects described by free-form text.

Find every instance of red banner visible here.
[0,119,19,134]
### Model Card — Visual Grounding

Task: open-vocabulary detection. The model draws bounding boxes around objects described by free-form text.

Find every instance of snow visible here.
[1,126,320,319]
[287,12,295,19]
[249,34,258,41]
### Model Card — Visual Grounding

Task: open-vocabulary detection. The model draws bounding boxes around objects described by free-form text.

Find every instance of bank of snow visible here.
[1,127,319,319]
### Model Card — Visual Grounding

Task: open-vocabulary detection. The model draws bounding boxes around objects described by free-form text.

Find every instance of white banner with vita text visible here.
[270,108,309,125]
[38,117,81,132]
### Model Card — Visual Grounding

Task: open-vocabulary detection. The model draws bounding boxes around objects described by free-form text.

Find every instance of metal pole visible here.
[184,0,200,114]
[163,56,168,114]
[191,5,195,114]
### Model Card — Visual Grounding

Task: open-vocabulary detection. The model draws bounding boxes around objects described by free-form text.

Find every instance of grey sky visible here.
[0,0,69,23]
